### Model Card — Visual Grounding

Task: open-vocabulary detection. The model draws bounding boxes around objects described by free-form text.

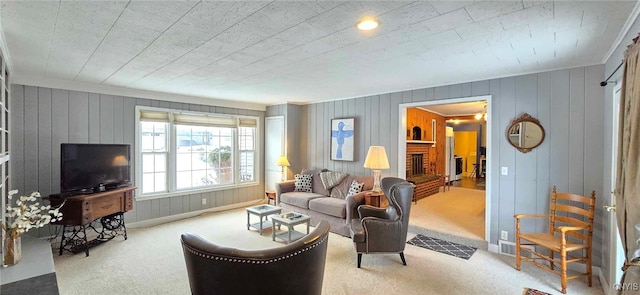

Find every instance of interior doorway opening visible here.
[398,95,491,247]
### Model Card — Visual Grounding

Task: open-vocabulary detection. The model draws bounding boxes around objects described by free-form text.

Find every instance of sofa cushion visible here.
[331,175,373,199]
[294,174,313,192]
[302,169,330,196]
[280,192,326,209]
[308,197,347,219]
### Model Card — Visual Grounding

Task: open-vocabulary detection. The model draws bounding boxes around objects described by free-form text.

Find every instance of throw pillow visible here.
[319,171,349,190]
[346,180,365,197]
[294,174,313,192]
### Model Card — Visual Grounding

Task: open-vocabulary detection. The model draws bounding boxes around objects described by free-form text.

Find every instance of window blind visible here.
[173,113,236,127]
[139,110,169,122]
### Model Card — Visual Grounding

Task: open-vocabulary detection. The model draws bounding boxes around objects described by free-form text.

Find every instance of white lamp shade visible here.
[274,156,290,167]
[363,146,390,169]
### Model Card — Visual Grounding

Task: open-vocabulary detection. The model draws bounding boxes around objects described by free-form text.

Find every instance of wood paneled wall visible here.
[406,108,446,174]
[271,65,605,265]
[11,85,265,227]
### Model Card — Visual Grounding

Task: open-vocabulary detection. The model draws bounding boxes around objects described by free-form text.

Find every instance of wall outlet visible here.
[202,198,207,205]
[501,230,508,240]
[501,166,508,176]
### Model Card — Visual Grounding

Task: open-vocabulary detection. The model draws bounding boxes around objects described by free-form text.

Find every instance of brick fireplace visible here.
[406,142,442,203]
[406,143,430,176]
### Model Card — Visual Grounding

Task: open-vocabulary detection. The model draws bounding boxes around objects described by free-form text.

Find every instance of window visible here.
[137,108,258,197]
[141,122,168,194]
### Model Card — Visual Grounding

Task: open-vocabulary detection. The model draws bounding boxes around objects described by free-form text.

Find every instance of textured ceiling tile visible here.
[1,1,59,77]
[428,1,473,15]
[410,8,473,37]
[417,30,463,50]
[2,1,636,104]
[46,1,129,79]
[454,18,505,41]
[499,2,554,30]
[376,2,440,32]
[119,1,194,32]
[464,1,524,22]
[76,22,164,83]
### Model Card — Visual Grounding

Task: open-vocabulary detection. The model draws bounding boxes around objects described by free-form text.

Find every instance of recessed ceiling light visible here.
[356,18,379,31]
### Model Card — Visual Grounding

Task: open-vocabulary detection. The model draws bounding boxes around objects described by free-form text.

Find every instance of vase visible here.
[3,235,21,266]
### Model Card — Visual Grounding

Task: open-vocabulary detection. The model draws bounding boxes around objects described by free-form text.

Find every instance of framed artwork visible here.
[331,118,355,161]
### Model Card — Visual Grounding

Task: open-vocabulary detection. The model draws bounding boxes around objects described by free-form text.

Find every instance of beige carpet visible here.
[409,186,486,247]
[53,207,603,295]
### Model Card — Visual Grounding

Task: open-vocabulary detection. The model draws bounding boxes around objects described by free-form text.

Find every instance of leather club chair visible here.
[181,220,330,295]
[350,177,414,268]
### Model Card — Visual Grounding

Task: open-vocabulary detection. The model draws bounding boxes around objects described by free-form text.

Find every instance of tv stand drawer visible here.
[50,187,137,226]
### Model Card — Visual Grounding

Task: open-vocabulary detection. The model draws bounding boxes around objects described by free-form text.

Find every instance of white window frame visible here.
[135,106,260,200]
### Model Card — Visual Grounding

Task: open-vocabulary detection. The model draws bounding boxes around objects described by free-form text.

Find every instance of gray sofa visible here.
[275,169,373,237]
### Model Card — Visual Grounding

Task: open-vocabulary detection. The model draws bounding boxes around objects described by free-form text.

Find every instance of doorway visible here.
[398,95,491,244]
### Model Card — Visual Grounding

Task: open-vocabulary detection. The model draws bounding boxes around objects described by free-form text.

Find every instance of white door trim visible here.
[398,95,492,243]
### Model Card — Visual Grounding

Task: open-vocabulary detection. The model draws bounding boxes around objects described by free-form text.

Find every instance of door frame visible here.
[398,94,492,243]
[265,116,286,190]
[607,83,624,292]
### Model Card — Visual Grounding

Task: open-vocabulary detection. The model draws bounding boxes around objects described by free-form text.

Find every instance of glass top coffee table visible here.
[271,212,311,244]
[246,204,282,235]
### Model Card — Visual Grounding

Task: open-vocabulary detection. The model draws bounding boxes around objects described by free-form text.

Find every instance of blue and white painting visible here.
[331,118,354,161]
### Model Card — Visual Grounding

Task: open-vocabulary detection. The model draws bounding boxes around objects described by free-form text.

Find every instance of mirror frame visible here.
[506,113,545,153]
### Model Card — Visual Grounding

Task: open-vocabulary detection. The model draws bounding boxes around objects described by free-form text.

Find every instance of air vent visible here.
[498,240,534,258]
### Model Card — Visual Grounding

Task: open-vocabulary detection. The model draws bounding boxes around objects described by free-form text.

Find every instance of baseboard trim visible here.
[599,267,612,295]
[128,199,264,228]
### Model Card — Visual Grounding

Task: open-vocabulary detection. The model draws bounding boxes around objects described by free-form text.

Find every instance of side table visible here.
[246,205,281,235]
[271,212,311,243]
[265,190,276,205]
[365,191,384,208]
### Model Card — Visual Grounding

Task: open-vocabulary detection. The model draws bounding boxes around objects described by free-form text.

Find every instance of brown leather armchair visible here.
[181,220,330,295]
[350,177,414,268]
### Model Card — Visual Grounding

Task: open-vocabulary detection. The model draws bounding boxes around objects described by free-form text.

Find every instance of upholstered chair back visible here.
[181,221,330,295]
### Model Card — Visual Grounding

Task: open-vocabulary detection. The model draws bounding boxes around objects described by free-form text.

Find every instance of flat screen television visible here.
[61,143,131,193]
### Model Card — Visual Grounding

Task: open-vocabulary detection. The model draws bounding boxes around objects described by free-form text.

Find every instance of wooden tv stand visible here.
[49,186,136,256]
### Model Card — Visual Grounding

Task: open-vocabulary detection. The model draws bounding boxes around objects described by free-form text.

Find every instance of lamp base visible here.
[371,170,382,193]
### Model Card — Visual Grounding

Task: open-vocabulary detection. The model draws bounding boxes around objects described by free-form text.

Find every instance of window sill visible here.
[135,182,260,201]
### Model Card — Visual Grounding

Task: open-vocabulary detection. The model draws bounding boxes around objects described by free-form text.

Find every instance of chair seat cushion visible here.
[308,197,346,218]
[280,192,326,209]
[350,219,365,243]
[519,233,588,251]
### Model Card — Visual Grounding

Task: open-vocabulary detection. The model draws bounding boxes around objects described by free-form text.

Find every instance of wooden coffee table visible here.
[246,205,281,235]
[271,212,311,244]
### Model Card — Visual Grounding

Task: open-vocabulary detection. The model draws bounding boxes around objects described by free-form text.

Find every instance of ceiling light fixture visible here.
[475,103,488,121]
[356,17,380,31]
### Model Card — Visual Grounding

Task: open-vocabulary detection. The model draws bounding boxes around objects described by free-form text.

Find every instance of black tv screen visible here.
[61,143,131,193]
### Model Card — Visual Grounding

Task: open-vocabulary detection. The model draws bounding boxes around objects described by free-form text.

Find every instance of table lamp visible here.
[364,146,389,193]
[112,155,129,180]
[274,155,290,181]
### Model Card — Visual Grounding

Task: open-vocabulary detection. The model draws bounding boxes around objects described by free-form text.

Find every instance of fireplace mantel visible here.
[407,140,435,144]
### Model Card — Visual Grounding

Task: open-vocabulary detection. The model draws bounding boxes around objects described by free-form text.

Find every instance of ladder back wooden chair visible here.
[514,186,596,294]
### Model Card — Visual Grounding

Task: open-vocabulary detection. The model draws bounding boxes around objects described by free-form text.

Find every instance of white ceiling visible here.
[0,1,636,106]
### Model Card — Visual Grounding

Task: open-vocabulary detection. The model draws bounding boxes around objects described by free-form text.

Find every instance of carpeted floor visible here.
[409,186,486,243]
[53,207,604,295]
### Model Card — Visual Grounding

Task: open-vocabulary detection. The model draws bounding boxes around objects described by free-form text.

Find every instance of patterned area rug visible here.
[407,234,477,260]
[522,288,552,295]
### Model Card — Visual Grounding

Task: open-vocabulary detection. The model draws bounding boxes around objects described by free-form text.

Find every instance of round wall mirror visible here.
[506,113,545,153]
